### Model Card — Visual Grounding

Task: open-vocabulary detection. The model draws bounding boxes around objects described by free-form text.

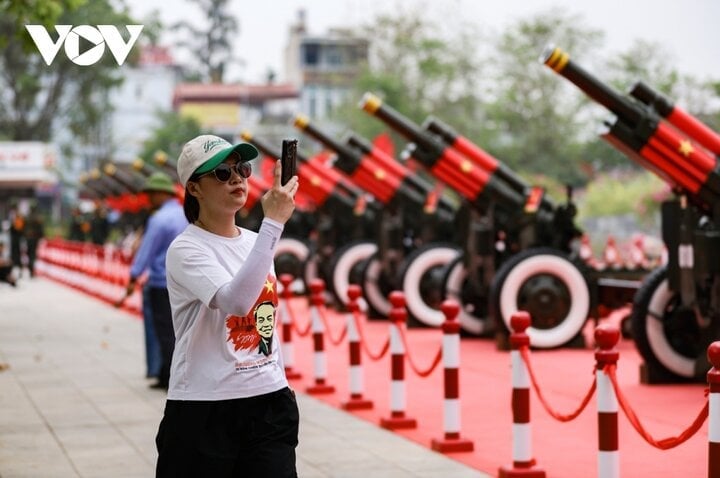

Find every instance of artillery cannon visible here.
[293,115,460,320]
[543,46,720,381]
[241,131,379,305]
[359,93,645,348]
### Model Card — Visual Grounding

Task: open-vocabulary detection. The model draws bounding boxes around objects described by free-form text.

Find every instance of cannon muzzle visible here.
[543,46,720,216]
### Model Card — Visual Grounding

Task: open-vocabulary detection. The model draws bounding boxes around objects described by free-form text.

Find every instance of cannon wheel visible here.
[630,266,703,379]
[491,248,590,348]
[274,237,310,292]
[399,244,462,327]
[360,252,395,318]
[443,256,490,335]
[327,241,377,307]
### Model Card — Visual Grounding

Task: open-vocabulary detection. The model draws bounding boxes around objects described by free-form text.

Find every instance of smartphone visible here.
[280,139,298,186]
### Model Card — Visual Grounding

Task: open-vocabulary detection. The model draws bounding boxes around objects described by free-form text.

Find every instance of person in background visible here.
[0,243,18,287]
[90,204,110,245]
[119,205,162,381]
[8,204,25,278]
[68,206,88,242]
[156,134,299,477]
[124,172,187,390]
[24,206,44,277]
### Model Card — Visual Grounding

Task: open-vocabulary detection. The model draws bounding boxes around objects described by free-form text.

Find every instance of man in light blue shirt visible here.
[126,172,187,389]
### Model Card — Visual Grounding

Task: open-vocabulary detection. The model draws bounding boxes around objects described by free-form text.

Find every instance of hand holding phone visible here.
[280,139,297,186]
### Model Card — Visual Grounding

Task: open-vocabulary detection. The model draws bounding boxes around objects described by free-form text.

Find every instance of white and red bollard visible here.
[279,274,302,380]
[342,285,374,410]
[595,324,620,478]
[708,341,720,478]
[579,233,599,269]
[305,279,335,395]
[431,300,474,453]
[602,235,623,270]
[499,311,546,478]
[380,291,417,430]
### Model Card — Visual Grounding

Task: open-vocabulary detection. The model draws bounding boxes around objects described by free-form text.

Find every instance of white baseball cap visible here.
[177,134,259,186]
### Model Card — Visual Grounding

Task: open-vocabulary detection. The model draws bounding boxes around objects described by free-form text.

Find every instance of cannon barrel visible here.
[343,132,457,217]
[630,81,720,155]
[359,92,542,217]
[240,130,359,211]
[422,116,556,214]
[103,163,142,193]
[90,168,126,196]
[293,114,451,219]
[153,150,180,181]
[78,173,107,199]
[132,157,160,177]
[543,46,720,216]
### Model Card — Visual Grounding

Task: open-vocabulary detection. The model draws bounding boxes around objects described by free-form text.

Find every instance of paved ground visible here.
[0,276,489,478]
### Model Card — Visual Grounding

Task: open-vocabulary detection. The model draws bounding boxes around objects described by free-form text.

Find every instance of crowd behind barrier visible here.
[32,246,718,477]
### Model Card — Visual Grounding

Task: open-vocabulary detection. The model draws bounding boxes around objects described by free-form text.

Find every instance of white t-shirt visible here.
[165,222,288,400]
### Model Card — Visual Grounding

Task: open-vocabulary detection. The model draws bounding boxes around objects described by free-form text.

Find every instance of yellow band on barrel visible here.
[103,163,117,175]
[154,150,167,165]
[240,130,253,141]
[132,158,144,171]
[546,48,570,72]
[361,93,382,114]
[294,114,310,129]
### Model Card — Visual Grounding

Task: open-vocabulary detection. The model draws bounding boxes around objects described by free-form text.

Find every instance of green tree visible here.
[0,1,136,145]
[482,9,605,186]
[578,171,668,226]
[332,8,485,145]
[0,0,85,47]
[172,0,239,82]
[139,111,202,162]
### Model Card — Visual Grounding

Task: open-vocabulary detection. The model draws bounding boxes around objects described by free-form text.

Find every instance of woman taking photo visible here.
[157,134,300,478]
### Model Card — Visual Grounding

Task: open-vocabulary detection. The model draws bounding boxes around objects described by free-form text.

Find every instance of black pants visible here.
[148,287,175,387]
[0,265,14,285]
[155,387,299,478]
[26,239,38,276]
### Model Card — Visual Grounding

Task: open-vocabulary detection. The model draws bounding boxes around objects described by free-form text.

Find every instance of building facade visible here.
[284,10,369,120]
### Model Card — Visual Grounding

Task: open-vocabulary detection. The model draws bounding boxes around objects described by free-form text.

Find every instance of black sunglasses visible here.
[196,162,252,182]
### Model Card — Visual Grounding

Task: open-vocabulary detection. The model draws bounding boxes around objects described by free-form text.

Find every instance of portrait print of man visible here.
[254,301,275,356]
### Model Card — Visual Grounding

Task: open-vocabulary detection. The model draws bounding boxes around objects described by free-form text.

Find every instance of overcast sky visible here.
[123,0,720,83]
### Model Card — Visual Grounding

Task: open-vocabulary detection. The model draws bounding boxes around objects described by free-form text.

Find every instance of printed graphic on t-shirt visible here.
[225,275,278,359]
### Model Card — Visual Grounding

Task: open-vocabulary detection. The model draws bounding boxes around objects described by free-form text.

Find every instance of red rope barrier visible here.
[606,365,709,449]
[397,325,442,378]
[318,306,348,346]
[286,299,312,337]
[520,347,596,422]
[352,310,390,361]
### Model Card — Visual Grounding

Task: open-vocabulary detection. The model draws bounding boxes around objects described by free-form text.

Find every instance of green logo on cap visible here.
[203,138,228,153]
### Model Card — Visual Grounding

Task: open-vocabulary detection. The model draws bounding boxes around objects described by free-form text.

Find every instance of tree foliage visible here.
[479,9,606,186]
[0,0,86,47]
[0,0,135,147]
[139,111,202,162]
[332,8,485,144]
[578,171,668,226]
[172,0,239,82]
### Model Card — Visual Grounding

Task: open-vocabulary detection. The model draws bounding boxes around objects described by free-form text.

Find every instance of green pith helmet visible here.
[142,172,176,195]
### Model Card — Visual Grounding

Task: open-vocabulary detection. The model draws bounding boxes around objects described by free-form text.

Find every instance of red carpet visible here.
[285,298,708,478]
